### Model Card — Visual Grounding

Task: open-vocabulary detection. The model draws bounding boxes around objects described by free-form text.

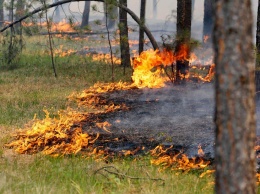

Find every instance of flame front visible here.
[131,45,214,88]
[132,49,171,88]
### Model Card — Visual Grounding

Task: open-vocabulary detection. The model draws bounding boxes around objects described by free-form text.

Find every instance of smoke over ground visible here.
[83,83,215,158]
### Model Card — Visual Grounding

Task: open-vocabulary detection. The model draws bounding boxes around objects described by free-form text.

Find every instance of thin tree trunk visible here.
[104,1,114,82]
[203,0,213,46]
[214,0,256,193]
[119,0,130,73]
[81,1,90,28]
[139,0,146,54]
[15,0,25,21]
[0,0,3,27]
[8,0,14,22]
[175,0,191,84]
[104,2,118,29]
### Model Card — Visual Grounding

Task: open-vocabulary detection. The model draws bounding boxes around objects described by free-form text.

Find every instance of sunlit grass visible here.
[0,155,214,194]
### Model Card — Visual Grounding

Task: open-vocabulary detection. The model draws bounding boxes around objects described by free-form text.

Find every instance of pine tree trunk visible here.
[214,0,256,193]
[81,1,90,28]
[119,0,130,71]
[203,0,214,45]
[139,0,146,54]
[175,0,191,84]
[256,0,260,92]
[257,0,260,65]
[0,0,4,27]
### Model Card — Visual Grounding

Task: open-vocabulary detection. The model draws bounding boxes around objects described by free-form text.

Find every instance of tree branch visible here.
[0,0,159,50]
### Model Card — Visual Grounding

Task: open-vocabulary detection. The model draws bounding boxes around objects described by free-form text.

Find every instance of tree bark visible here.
[256,0,260,92]
[139,0,146,54]
[175,0,191,84]
[119,0,130,70]
[0,0,4,27]
[256,0,260,69]
[203,0,214,46]
[81,1,90,28]
[214,0,256,193]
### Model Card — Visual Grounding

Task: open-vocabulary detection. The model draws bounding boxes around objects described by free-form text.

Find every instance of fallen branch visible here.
[94,166,165,185]
[39,31,107,36]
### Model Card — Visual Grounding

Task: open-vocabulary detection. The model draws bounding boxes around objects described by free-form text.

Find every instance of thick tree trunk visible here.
[214,0,256,193]
[81,1,90,28]
[119,0,130,70]
[0,0,4,27]
[175,0,191,83]
[203,0,214,45]
[257,0,260,66]
[139,0,146,54]
[256,0,260,92]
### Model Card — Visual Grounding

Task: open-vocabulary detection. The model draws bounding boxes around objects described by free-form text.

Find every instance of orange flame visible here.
[5,110,98,156]
[131,45,215,88]
[87,53,121,65]
[150,145,211,172]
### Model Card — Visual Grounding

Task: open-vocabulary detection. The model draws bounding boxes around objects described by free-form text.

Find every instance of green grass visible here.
[0,155,214,194]
[0,35,216,194]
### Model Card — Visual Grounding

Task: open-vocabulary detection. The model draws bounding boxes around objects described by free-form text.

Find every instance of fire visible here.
[197,144,205,157]
[22,19,78,32]
[54,45,76,57]
[203,35,209,43]
[87,53,121,65]
[131,49,170,88]
[5,82,134,157]
[5,109,98,156]
[131,45,215,88]
[150,145,211,172]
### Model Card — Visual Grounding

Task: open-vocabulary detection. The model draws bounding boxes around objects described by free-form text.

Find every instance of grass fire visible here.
[0,1,259,192]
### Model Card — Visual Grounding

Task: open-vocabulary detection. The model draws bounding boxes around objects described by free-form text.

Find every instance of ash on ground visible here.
[83,82,216,158]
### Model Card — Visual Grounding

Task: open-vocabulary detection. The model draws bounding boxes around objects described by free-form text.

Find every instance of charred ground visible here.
[82,82,215,159]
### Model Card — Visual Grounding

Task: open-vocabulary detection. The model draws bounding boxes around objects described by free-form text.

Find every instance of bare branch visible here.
[94,166,165,184]
[0,0,159,50]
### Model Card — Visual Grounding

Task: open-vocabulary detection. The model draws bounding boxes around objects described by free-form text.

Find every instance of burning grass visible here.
[0,26,223,193]
[150,145,211,172]
[5,110,98,156]
[4,41,217,180]
[5,80,215,179]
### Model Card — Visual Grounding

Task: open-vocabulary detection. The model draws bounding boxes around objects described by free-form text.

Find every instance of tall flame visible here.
[131,45,214,88]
